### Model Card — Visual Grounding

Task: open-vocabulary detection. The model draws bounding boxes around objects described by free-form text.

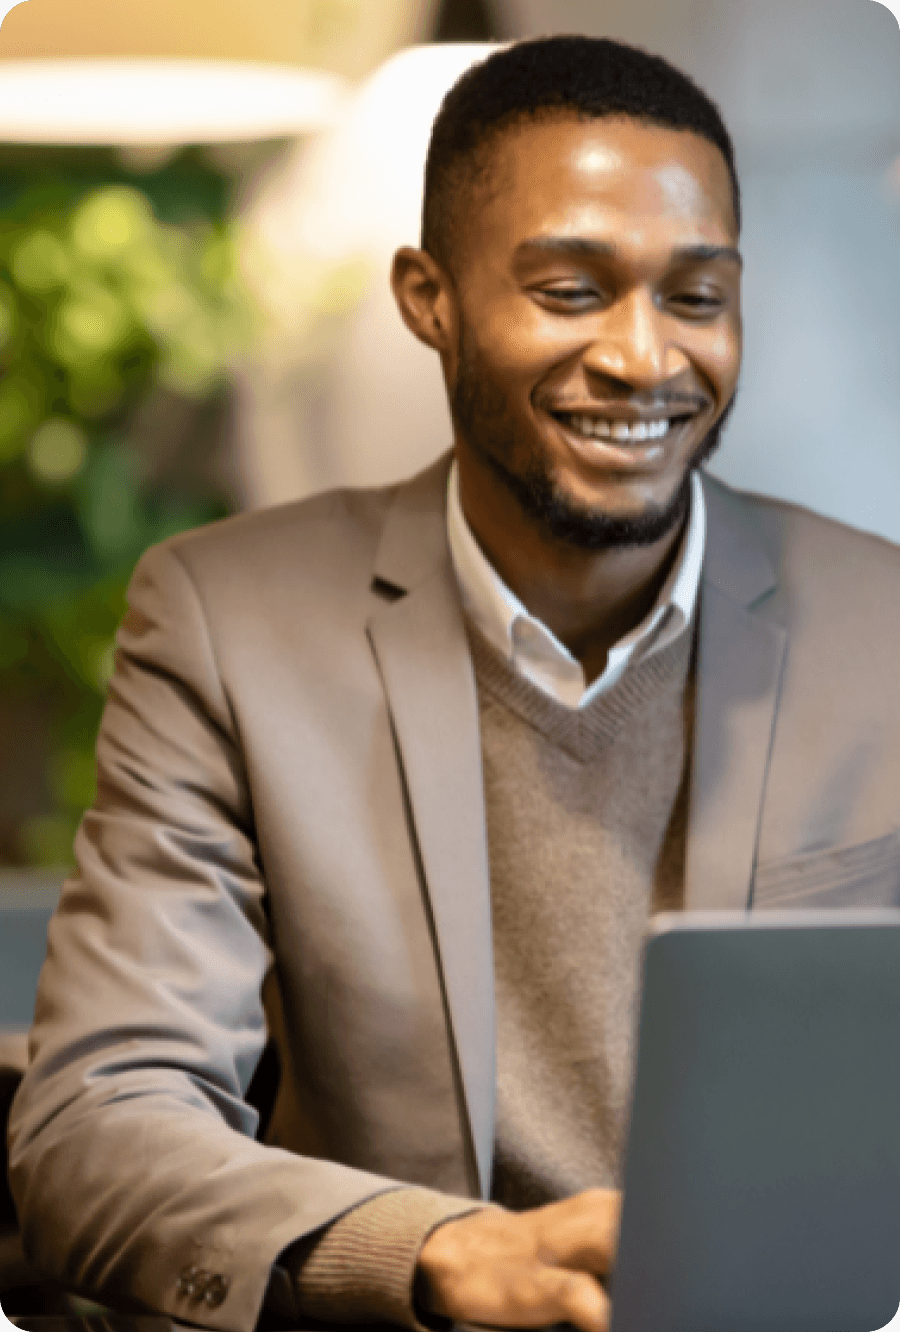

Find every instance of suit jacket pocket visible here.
[752,830,900,908]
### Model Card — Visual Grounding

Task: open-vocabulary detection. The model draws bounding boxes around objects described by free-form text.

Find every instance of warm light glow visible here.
[0,58,348,144]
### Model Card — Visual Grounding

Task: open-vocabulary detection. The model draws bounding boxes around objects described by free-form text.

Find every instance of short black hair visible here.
[422,35,741,271]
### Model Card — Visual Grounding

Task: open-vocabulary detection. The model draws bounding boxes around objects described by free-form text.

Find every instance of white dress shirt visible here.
[447,462,706,710]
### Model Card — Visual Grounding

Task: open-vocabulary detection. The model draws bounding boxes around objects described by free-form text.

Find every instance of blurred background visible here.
[0,0,897,879]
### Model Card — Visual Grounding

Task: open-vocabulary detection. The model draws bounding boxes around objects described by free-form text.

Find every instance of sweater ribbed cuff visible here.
[286,1186,487,1330]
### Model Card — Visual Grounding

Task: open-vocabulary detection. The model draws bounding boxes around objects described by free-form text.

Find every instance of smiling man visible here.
[394,103,742,692]
[9,35,900,1332]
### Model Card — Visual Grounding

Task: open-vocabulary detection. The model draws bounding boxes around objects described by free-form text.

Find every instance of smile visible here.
[554,413,693,444]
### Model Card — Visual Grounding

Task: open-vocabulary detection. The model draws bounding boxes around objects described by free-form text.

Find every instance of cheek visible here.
[469,309,545,381]
[693,318,742,395]
[483,318,589,402]
[464,279,569,368]
[491,316,534,364]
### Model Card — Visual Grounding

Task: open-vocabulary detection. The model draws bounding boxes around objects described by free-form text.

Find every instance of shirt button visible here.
[204,1274,231,1309]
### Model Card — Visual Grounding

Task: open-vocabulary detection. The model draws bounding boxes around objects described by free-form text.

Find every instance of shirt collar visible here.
[447,461,706,707]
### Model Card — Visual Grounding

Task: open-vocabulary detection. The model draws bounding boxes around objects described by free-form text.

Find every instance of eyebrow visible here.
[515,237,744,268]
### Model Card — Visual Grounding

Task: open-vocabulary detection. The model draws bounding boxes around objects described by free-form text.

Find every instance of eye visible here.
[669,289,726,316]
[534,283,603,310]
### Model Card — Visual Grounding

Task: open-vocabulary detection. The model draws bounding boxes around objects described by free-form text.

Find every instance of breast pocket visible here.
[752,831,900,909]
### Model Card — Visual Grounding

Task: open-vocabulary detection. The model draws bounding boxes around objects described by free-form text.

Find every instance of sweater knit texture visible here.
[287,616,696,1326]
[474,621,694,1208]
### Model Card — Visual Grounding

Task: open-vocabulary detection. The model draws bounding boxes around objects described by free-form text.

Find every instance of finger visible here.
[440,1259,609,1332]
[533,1265,611,1332]
[535,1189,623,1272]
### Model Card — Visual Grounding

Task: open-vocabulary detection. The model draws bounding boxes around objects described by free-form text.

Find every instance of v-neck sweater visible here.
[470,620,695,1208]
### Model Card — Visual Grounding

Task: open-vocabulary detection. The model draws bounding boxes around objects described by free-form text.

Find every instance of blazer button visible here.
[203,1274,231,1309]
[192,1270,214,1303]
[176,1265,202,1299]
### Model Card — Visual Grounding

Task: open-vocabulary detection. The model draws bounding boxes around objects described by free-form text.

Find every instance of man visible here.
[9,34,900,1332]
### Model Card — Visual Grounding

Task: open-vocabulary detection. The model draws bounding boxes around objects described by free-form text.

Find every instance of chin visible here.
[528,468,694,551]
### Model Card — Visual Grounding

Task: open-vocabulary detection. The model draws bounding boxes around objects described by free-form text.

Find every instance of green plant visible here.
[0,148,251,867]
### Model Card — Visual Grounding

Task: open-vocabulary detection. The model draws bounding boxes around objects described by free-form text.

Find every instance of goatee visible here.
[451,331,737,552]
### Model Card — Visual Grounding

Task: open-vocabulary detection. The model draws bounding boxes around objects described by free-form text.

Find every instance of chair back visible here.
[0,877,62,1298]
[0,880,61,1031]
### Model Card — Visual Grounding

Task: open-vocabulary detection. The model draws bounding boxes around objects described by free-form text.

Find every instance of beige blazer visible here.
[9,457,900,1331]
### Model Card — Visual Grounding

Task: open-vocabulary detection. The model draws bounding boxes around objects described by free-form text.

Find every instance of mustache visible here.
[535,389,711,415]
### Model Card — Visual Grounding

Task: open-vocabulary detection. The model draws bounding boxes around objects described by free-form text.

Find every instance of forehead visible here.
[470,114,738,257]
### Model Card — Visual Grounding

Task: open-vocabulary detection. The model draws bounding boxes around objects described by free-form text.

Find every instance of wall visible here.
[240,0,900,544]
[499,0,900,539]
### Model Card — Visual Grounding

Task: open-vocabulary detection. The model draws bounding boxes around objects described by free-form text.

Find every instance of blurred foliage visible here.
[0,147,252,868]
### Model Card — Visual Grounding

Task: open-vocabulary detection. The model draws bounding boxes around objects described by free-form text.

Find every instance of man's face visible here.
[447,115,743,549]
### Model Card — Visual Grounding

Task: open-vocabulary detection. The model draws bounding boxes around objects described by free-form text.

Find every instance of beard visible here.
[450,329,737,552]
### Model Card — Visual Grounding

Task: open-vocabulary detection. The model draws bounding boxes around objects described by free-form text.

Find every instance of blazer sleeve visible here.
[7,540,413,1332]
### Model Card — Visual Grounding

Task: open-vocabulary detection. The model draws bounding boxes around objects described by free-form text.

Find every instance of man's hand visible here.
[415,1188,622,1332]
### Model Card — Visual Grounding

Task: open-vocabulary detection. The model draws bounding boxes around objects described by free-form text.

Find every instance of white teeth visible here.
[566,415,673,443]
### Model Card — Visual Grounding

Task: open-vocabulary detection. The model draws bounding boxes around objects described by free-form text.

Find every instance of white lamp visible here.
[0,58,347,145]
[237,42,496,506]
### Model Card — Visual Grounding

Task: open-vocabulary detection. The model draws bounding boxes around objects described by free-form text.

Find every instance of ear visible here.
[390,246,457,354]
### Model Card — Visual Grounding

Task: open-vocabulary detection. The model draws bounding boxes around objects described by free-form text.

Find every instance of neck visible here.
[456,450,688,685]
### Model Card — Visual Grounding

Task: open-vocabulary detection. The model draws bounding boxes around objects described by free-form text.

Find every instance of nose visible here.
[582,289,689,389]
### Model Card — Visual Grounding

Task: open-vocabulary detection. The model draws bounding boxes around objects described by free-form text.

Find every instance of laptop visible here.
[610,908,900,1332]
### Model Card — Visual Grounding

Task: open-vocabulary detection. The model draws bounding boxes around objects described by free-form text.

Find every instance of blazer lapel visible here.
[367,459,495,1198]
[363,463,790,1182]
[685,475,788,911]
